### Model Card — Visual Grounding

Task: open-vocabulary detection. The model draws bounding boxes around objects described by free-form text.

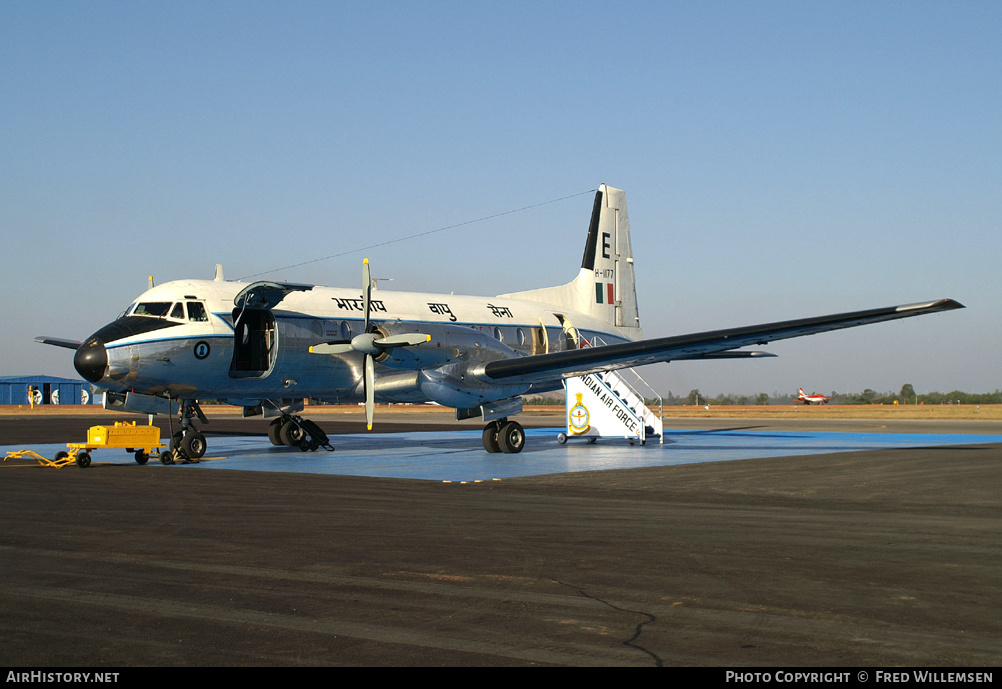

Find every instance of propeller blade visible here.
[312,332,428,356]
[309,343,354,355]
[364,354,375,430]
[374,333,432,348]
[362,258,371,334]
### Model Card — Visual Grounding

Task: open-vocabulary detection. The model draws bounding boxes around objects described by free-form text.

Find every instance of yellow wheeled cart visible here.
[60,421,166,468]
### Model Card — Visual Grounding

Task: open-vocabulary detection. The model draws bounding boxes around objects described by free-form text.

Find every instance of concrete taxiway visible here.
[1,412,1000,666]
[7,425,1002,482]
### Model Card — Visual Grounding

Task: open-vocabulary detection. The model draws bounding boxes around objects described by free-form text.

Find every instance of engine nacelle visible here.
[375,321,521,371]
[373,322,531,407]
[418,361,530,409]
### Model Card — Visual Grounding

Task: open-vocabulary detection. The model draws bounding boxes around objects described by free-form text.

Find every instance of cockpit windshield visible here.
[133,302,171,317]
[187,302,208,322]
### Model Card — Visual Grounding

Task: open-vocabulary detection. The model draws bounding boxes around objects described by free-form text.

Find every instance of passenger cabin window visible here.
[134,302,171,317]
[187,302,208,322]
[170,303,185,320]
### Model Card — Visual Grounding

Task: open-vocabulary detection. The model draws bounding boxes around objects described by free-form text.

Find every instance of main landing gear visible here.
[267,415,334,452]
[482,418,525,454]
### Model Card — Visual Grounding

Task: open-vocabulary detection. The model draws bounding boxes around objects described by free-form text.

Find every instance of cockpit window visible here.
[134,302,171,317]
[169,302,185,320]
[187,302,208,322]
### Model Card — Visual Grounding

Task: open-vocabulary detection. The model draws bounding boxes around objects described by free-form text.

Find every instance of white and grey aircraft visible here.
[37,184,963,459]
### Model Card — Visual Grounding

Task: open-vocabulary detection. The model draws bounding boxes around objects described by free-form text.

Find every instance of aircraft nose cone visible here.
[74,337,108,383]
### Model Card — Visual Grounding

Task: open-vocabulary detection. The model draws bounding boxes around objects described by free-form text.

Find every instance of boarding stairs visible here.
[562,339,664,445]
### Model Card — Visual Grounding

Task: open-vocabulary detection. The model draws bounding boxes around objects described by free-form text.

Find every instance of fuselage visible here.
[74,277,635,407]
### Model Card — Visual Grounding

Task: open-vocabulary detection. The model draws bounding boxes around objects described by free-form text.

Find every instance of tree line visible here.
[524,385,1002,406]
[666,384,1002,406]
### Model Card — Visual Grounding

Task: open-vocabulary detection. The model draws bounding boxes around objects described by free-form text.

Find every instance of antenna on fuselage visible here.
[214,264,225,281]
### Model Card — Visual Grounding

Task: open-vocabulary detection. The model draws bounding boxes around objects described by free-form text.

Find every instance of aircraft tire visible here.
[267,418,284,446]
[482,423,501,453]
[498,421,525,454]
[181,431,207,459]
[280,420,306,447]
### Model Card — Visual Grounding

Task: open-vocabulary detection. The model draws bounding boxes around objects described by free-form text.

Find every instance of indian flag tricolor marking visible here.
[595,282,614,304]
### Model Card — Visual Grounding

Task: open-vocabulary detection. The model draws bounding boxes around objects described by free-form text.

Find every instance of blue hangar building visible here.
[0,376,94,406]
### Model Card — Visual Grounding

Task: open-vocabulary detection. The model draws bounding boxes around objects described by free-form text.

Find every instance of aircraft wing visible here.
[477,298,964,385]
[34,336,83,350]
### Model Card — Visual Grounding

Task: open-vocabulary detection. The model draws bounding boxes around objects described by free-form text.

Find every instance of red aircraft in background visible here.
[797,388,830,405]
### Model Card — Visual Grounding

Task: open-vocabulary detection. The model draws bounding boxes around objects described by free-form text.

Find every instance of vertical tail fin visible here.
[581,184,640,334]
[500,184,642,339]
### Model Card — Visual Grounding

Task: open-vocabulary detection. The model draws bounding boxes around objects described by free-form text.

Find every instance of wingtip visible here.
[896,298,966,313]
[931,298,966,310]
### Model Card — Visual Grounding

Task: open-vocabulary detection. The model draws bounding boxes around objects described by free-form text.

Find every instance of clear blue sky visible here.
[3,1,999,397]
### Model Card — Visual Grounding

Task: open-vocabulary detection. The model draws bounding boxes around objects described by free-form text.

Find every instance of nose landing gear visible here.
[167,428,207,463]
[161,399,209,464]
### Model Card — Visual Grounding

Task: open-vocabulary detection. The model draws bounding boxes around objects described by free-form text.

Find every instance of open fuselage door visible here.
[229,281,313,379]
[231,309,277,377]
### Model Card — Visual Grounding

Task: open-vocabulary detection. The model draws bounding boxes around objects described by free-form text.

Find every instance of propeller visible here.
[309,258,430,430]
